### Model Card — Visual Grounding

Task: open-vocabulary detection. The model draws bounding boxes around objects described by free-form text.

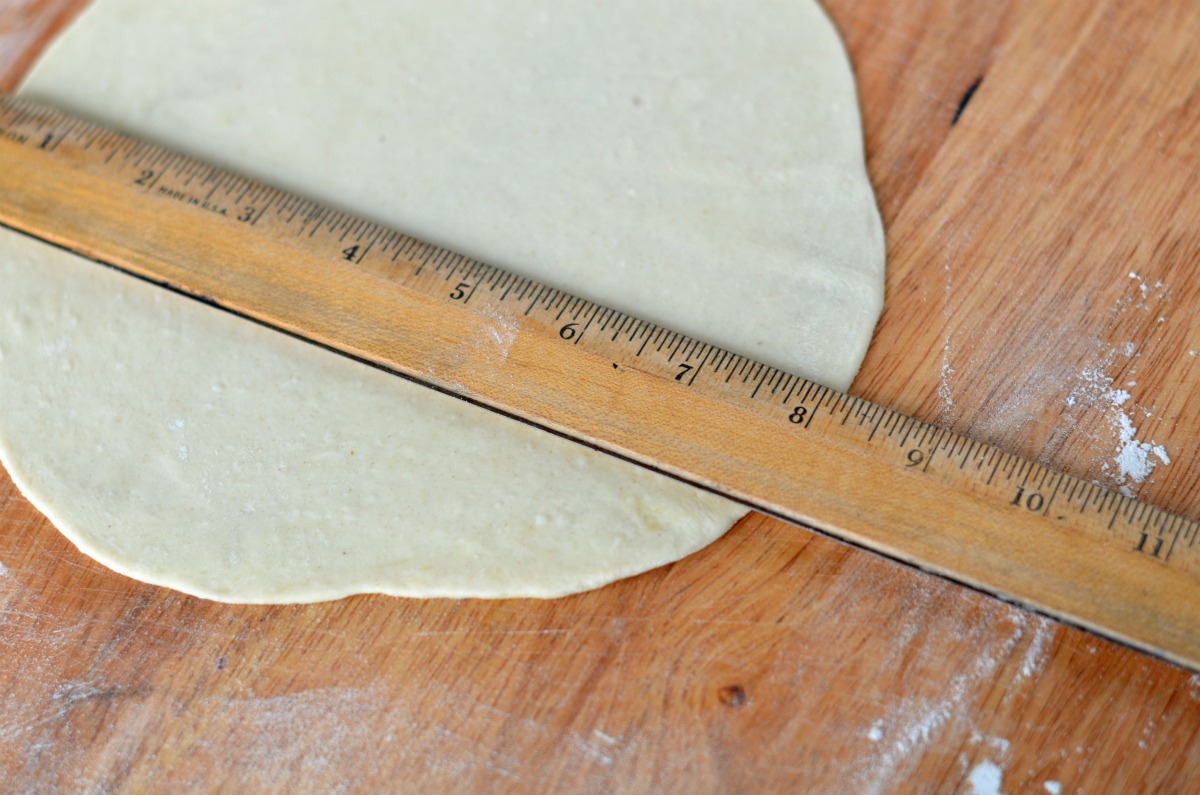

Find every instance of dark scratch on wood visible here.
[952,76,984,125]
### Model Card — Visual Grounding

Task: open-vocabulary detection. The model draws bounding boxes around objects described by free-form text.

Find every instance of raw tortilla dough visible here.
[0,0,884,602]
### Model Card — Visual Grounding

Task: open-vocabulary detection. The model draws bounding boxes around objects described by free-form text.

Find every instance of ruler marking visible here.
[750,369,770,399]
[959,440,978,470]
[1042,474,1064,516]
[686,348,711,386]
[804,392,823,429]
[776,374,794,402]
[922,428,945,472]
[1165,515,1183,561]
[500,276,519,301]
[611,316,629,342]
[666,334,689,362]
[709,349,729,384]
[552,298,571,323]
[867,408,886,442]
[524,285,548,316]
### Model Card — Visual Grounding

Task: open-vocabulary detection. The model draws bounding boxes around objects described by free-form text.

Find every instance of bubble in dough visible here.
[0,0,884,602]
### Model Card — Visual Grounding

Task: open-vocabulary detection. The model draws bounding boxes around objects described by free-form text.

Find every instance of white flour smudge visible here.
[970,270,1176,452]
[1014,618,1055,684]
[969,732,1011,757]
[961,733,1011,795]
[1073,271,1174,496]
[939,345,957,420]
[938,261,957,422]
[1065,331,1170,497]
[850,606,1028,795]
[1044,782,1062,794]
[866,720,885,743]
[593,729,618,745]
[1072,363,1170,496]
[197,685,405,788]
[972,361,1072,446]
[966,760,1004,795]
[1112,413,1170,493]
[426,305,520,392]
[570,733,616,766]
[478,306,521,365]
[1126,271,1167,307]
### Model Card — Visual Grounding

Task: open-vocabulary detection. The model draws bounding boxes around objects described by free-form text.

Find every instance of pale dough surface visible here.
[0,229,744,600]
[0,0,884,602]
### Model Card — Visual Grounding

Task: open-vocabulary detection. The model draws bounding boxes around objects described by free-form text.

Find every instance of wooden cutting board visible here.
[2,1,1199,791]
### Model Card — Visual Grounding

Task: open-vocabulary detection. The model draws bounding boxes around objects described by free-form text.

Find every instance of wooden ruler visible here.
[1,94,1197,669]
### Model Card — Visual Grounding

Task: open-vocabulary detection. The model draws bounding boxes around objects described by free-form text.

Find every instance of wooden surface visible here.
[2,0,1200,792]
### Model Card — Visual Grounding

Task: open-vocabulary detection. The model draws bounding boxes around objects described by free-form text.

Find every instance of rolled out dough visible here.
[0,0,884,602]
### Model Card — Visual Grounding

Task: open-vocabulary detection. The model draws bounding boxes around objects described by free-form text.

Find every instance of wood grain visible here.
[3,0,1200,792]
